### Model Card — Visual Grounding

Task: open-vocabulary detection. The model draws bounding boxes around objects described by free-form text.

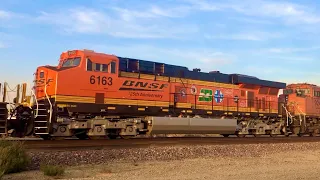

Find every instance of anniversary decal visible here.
[129,92,163,99]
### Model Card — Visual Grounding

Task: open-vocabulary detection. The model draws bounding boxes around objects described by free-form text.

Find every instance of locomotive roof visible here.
[117,56,286,89]
[287,83,319,88]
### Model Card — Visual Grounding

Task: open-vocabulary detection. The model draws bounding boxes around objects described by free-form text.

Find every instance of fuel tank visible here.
[146,116,237,135]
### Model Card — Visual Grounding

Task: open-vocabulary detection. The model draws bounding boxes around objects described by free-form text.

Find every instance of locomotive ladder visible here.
[33,103,50,135]
[0,102,8,136]
[32,84,52,136]
[282,104,293,126]
[295,105,306,126]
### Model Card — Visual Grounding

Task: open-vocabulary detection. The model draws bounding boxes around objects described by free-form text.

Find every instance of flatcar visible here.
[2,49,319,139]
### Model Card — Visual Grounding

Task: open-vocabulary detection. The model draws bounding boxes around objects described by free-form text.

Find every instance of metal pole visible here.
[2,83,7,103]
[16,84,20,104]
[211,95,213,111]
[237,100,239,117]
[0,83,2,102]
[194,94,196,109]
[21,83,27,103]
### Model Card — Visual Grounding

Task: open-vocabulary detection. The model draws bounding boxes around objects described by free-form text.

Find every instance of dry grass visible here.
[0,141,30,179]
[40,165,65,177]
[4,149,320,180]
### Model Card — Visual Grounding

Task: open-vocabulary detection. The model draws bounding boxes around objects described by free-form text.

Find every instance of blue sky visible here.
[1,0,320,89]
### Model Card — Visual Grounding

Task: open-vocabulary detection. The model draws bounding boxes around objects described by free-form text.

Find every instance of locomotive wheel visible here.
[9,105,35,137]
[51,137,66,140]
[222,134,229,138]
[310,129,319,137]
[292,127,301,136]
[297,133,304,137]
[88,136,106,140]
[269,134,277,137]
[254,134,262,137]
[24,117,35,136]
[120,135,135,139]
[40,135,52,140]
[237,134,246,138]
[76,133,88,140]
[108,134,118,139]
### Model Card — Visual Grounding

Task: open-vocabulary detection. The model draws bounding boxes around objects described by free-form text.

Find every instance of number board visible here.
[90,75,113,86]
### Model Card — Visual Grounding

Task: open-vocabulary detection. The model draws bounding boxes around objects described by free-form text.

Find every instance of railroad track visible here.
[11,135,320,151]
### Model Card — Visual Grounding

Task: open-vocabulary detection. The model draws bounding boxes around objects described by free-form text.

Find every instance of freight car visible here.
[2,49,319,139]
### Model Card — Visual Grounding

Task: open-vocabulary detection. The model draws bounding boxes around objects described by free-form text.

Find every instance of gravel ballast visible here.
[27,141,320,170]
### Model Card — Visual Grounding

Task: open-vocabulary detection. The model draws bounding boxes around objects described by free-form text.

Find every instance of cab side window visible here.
[102,64,108,72]
[314,90,320,97]
[95,63,101,71]
[86,58,116,74]
[87,59,93,71]
[111,61,116,74]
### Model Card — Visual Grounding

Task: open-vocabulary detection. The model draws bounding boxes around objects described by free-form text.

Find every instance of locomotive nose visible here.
[33,67,56,100]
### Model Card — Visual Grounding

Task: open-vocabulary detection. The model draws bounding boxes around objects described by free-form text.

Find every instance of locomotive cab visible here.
[34,49,118,98]
[33,49,121,118]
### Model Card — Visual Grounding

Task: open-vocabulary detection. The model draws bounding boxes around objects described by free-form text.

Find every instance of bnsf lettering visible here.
[36,79,53,85]
[150,83,159,89]
[123,80,134,86]
[135,82,148,88]
[150,83,168,89]
[121,80,168,91]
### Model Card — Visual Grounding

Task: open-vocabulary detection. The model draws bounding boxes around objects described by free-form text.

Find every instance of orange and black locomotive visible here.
[34,49,284,117]
[2,49,320,139]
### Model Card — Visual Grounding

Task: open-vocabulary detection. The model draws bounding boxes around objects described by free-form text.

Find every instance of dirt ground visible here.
[4,149,320,180]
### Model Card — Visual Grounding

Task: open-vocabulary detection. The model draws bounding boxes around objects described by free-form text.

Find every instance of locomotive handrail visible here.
[282,104,293,125]
[295,104,306,127]
[170,92,277,114]
[179,77,188,89]
[44,83,52,124]
[31,86,38,118]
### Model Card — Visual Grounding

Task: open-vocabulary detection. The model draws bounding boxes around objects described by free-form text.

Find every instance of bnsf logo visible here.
[120,80,168,91]
[35,79,53,86]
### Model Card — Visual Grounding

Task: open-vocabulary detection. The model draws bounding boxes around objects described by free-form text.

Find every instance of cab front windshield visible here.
[61,57,81,67]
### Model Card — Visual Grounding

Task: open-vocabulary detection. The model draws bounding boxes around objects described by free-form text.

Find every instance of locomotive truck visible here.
[1,49,319,140]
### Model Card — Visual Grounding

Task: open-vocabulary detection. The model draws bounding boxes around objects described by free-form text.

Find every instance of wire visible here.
[5,82,18,92]
[2,82,23,111]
